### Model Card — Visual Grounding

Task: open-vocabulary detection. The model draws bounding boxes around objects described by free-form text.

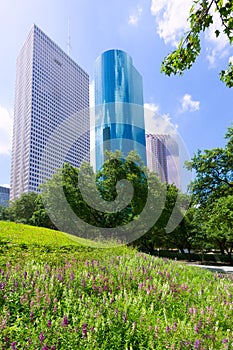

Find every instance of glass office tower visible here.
[94,49,146,170]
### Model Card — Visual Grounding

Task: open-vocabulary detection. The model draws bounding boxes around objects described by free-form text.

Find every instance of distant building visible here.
[95,49,146,169]
[146,134,181,189]
[10,24,89,201]
[0,186,10,207]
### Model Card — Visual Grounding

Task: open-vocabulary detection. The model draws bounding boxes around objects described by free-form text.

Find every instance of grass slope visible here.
[0,222,232,349]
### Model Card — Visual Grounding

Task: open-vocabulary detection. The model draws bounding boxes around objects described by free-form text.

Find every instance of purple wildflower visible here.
[30,312,34,322]
[47,320,52,328]
[194,340,201,349]
[82,323,88,338]
[11,342,17,350]
[61,316,69,327]
[39,332,45,344]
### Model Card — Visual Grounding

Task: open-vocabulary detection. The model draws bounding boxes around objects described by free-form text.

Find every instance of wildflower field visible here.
[0,222,233,349]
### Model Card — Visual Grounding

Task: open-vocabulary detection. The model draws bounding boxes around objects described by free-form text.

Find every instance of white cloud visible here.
[144,102,159,114]
[0,184,10,188]
[0,106,13,155]
[205,10,230,67]
[229,56,233,64]
[144,103,178,136]
[128,5,143,26]
[150,0,192,46]
[150,0,232,66]
[180,94,200,113]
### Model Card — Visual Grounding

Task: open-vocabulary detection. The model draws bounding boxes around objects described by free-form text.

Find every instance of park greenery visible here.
[0,221,233,349]
[0,124,232,262]
[161,0,233,87]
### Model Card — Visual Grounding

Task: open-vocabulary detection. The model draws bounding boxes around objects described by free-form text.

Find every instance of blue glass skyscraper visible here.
[95,49,146,170]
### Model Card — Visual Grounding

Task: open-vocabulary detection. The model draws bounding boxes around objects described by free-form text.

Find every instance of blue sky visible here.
[0,0,232,187]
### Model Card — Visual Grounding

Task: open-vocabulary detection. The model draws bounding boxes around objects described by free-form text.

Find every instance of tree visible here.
[41,152,170,244]
[8,192,39,224]
[161,0,233,87]
[186,124,233,207]
[186,125,233,262]
[30,194,55,229]
[132,184,194,254]
[204,195,233,263]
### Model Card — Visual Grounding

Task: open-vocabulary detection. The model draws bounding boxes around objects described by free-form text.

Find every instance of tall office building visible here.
[10,24,89,201]
[94,49,146,170]
[146,134,181,189]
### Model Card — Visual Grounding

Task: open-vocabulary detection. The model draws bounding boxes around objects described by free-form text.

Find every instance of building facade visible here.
[0,186,10,207]
[10,24,89,201]
[94,49,146,170]
[146,134,181,189]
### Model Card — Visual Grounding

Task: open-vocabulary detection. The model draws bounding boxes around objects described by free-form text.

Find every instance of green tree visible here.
[186,125,233,261]
[186,124,233,206]
[30,194,55,229]
[132,184,194,254]
[41,152,167,243]
[8,192,39,224]
[0,205,8,221]
[161,0,233,87]
[204,195,233,263]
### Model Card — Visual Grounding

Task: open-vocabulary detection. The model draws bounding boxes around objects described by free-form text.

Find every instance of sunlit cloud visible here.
[0,106,13,155]
[179,94,200,113]
[150,0,232,66]
[128,5,143,26]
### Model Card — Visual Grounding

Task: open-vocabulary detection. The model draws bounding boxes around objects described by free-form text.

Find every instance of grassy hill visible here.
[0,221,232,349]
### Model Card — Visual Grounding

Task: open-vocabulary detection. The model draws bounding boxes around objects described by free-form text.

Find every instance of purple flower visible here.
[194,340,201,349]
[81,279,86,287]
[166,326,171,333]
[61,316,69,327]
[11,342,17,350]
[30,312,34,322]
[47,320,52,328]
[82,323,88,338]
[39,332,45,344]
[222,339,229,343]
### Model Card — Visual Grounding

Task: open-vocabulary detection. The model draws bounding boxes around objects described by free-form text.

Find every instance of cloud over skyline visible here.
[128,5,143,26]
[180,94,200,113]
[0,107,13,155]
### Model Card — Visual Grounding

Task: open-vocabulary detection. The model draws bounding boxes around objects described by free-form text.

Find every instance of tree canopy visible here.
[161,0,233,87]
[186,124,233,206]
[186,124,233,257]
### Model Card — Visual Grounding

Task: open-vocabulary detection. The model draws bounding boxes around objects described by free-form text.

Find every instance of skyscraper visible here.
[94,49,146,170]
[146,134,181,189]
[10,24,89,201]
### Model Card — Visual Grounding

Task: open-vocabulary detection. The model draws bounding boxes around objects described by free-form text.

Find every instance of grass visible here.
[0,221,233,349]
